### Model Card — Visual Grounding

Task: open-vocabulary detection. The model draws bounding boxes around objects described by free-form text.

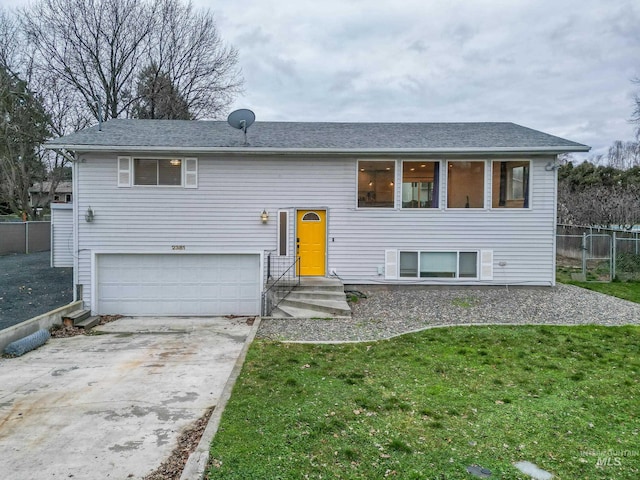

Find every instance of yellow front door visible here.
[297,210,326,276]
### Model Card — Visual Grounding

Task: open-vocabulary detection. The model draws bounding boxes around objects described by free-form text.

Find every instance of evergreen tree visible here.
[131,64,191,119]
[0,67,50,219]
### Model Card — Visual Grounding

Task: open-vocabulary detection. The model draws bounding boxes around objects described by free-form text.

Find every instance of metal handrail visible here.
[261,255,300,316]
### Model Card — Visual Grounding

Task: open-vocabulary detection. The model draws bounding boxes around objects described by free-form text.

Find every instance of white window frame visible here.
[356,159,397,209]
[445,160,487,209]
[397,250,480,280]
[490,160,531,209]
[133,157,184,187]
[118,156,198,189]
[400,160,442,209]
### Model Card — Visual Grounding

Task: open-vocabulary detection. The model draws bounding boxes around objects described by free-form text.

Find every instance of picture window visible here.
[492,161,530,208]
[358,160,395,208]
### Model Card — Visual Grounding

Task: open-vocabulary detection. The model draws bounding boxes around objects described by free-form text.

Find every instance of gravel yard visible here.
[258,283,640,342]
[0,252,73,330]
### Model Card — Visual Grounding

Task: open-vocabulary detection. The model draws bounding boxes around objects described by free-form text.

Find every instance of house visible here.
[45,119,589,317]
[29,181,73,208]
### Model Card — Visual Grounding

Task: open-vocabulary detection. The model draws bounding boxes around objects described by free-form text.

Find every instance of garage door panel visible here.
[97,254,260,316]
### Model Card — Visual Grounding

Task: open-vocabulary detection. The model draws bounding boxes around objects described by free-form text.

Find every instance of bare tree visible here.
[20,0,242,122]
[21,0,153,121]
[37,75,92,205]
[147,0,242,119]
[607,140,640,169]
[633,77,640,140]
[0,8,20,70]
[2,7,87,210]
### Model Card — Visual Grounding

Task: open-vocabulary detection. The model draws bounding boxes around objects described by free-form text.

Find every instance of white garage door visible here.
[97,254,261,316]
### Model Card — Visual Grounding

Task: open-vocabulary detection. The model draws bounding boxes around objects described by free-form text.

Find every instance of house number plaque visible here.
[171,245,186,250]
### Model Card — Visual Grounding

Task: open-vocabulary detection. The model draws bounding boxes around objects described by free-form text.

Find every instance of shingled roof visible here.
[45,119,589,154]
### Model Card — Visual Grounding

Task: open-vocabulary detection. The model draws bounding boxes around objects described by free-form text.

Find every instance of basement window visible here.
[399,251,478,278]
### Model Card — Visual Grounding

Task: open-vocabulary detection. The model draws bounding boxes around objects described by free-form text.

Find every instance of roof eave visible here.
[45,144,591,156]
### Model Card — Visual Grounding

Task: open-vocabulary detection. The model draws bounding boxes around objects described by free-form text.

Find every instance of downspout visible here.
[72,157,79,302]
[551,156,558,287]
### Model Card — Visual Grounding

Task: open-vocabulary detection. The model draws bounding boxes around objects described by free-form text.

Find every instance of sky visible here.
[199,0,640,159]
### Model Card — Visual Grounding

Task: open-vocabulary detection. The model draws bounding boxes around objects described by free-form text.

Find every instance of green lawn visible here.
[207,325,640,479]
[557,265,640,304]
[568,281,640,304]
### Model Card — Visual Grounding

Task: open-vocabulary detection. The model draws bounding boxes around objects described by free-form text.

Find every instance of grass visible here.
[451,296,477,308]
[557,265,640,304]
[565,281,640,304]
[207,325,640,479]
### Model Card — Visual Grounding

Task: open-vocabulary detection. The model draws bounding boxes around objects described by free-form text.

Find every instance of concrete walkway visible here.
[0,317,253,480]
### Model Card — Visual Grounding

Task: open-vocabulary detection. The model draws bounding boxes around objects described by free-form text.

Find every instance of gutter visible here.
[51,148,77,163]
[44,144,591,156]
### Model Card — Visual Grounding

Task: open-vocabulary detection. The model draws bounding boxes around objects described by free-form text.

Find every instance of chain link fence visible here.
[557,225,640,282]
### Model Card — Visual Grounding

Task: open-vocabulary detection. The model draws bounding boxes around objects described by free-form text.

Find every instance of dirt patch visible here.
[0,252,73,330]
[49,315,122,338]
[556,254,581,268]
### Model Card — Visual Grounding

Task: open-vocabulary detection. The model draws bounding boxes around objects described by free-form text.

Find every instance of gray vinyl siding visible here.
[75,153,557,309]
[51,204,73,267]
[331,159,556,285]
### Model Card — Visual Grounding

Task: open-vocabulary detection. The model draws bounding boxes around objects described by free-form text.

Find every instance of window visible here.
[459,252,478,278]
[118,157,197,188]
[447,161,485,208]
[302,212,321,221]
[492,161,530,208]
[134,158,182,186]
[278,211,288,256]
[402,161,440,208]
[399,251,478,278]
[358,160,395,208]
[399,251,418,277]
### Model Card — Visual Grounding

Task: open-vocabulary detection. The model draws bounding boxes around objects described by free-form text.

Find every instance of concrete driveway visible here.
[0,317,253,480]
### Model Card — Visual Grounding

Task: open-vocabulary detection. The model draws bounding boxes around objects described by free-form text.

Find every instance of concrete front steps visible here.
[269,277,352,318]
[62,309,101,330]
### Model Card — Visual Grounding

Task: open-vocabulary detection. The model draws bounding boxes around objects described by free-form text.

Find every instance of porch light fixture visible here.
[261,209,269,223]
[545,161,560,171]
[85,206,94,223]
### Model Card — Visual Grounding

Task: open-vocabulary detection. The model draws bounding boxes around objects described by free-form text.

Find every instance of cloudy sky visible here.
[201,0,640,159]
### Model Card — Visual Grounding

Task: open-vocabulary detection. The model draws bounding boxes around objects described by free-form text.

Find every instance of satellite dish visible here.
[227,109,255,131]
[227,109,255,145]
